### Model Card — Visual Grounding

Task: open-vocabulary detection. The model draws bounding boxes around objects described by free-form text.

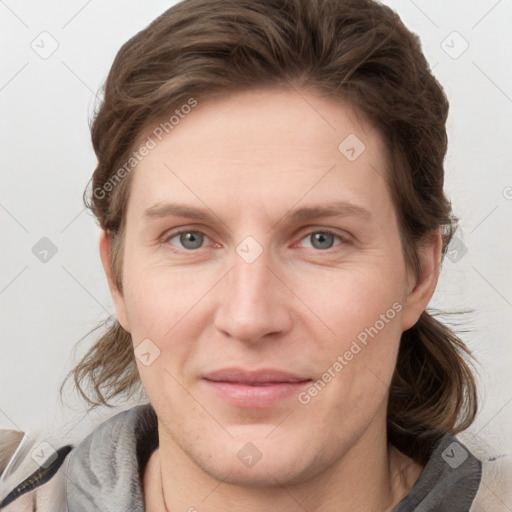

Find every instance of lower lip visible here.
[202,379,312,408]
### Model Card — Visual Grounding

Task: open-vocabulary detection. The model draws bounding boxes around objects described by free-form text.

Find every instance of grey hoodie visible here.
[2,404,483,511]
[65,404,482,511]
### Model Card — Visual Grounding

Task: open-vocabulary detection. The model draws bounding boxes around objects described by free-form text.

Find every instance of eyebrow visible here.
[143,200,372,224]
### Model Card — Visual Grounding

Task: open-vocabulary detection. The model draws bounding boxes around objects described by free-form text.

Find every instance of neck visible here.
[144,416,423,512]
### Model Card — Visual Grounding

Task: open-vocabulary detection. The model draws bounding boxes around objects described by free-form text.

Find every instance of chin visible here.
[198,454,311,489]
[186,434,325,489]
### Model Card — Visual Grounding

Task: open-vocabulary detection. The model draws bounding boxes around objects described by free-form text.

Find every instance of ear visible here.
[401,231,443,331]
[99,229,131,333]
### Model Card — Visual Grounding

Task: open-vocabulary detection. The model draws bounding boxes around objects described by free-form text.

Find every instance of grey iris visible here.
[310,232,334,250]
[180,232,204,249]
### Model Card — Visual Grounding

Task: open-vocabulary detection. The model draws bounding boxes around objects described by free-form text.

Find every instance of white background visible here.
[1,0,511,502]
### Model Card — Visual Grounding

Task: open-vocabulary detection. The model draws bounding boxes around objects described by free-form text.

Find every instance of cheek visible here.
[290,261,406,339]
[122,263,208,399]
[121,255,215,341]
[288,260,407,397]
[295,277,404,429]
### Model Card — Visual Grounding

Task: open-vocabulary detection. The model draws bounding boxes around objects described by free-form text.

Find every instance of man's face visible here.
[105,88,426,486]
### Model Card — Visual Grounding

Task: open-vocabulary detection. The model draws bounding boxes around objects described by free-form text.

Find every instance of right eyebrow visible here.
[143,202,216,222]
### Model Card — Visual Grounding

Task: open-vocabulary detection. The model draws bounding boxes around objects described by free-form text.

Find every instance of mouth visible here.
[202,368,312,408]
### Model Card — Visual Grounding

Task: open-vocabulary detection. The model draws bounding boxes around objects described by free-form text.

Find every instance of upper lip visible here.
[202,368,311,384]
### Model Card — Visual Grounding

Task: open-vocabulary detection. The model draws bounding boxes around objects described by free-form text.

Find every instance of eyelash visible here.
[161,227,347,253]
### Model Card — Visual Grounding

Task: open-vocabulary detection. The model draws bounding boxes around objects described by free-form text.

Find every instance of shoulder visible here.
[0,405,157,512]
[66,404,157,511]
[394,432,512,512]
[0,429,72,512]
[459,433,512,512]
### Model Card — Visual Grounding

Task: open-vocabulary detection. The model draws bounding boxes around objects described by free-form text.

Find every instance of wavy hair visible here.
[62,0,478,464]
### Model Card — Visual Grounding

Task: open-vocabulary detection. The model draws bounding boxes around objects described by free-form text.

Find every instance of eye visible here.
[167,230,207,250]
[299,230,344,250]
[163,228,345,252]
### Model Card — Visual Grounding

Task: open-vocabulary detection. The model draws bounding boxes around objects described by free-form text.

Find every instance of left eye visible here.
[299,231,343,250]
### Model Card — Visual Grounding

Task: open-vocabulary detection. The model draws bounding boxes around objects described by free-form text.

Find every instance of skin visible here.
[99,87,441,511]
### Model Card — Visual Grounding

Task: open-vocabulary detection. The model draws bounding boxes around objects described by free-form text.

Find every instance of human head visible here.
[70,0,477,465]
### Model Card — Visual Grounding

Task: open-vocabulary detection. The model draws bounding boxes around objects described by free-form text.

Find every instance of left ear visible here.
[401,230,443,331]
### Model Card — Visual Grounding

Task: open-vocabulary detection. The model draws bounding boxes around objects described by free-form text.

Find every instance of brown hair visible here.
[64,0,477,464]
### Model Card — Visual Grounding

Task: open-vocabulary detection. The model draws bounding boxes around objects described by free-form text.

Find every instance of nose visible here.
[213,245,293,344]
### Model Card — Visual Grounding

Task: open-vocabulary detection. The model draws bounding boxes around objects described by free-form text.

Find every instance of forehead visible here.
[126,88,392,224]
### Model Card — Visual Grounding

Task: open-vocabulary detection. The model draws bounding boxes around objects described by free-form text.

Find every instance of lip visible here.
[203,368,309,384]
[202,368,312,408]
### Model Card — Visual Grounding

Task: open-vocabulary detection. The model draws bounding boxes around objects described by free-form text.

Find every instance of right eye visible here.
[165,230,208,250]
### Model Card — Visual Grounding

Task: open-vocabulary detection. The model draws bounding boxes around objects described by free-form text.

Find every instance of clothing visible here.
[0,404,493,511]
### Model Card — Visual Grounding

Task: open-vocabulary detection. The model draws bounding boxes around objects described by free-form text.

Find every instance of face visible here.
[102,87,437,487]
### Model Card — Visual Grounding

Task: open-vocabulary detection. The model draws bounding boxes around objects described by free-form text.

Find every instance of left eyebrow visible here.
[287,201,372,222]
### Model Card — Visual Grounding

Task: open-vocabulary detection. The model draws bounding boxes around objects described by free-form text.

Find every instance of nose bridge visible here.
[213,239,292,342]
[228,236,275,315]
[232,245,270,303]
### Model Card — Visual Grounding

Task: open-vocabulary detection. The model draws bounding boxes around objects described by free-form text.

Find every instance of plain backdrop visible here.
[1,0,511,490]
